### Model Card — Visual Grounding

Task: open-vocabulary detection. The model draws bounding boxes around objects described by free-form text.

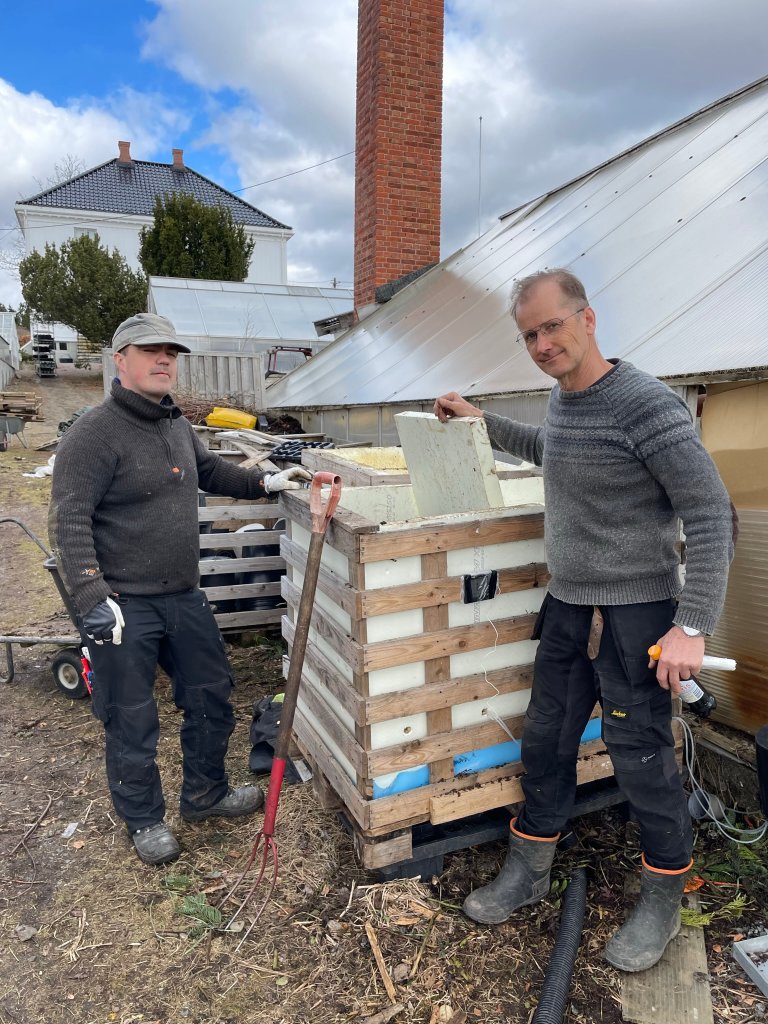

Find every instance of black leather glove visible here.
[82,597,125,645]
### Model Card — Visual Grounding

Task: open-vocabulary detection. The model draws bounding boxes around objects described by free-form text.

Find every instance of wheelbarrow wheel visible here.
[51,649,89,699]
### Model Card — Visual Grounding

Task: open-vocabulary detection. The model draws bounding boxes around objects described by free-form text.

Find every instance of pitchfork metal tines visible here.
[221,471,342,944]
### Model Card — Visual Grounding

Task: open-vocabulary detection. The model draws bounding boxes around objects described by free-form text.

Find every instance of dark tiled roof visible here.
[18,159,291,230]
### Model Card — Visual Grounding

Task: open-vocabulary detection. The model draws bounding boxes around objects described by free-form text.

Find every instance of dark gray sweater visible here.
[484,360,733,635]
[49,381,269,615]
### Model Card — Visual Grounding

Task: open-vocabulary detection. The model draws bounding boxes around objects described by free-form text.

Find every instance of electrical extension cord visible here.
[676,715,768,845]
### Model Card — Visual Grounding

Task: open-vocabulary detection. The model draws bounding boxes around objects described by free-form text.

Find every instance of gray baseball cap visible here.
[112,312,191,354]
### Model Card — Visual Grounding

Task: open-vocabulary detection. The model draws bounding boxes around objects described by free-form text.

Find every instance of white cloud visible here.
[140,0,768,290]
[0,78,188,306]
[3,0,767,303]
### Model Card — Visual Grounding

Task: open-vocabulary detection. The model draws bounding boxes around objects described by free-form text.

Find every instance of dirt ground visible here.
[1,364,767,1024]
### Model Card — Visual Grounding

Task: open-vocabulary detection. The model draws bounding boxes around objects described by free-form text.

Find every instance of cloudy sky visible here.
[1,0,767,307]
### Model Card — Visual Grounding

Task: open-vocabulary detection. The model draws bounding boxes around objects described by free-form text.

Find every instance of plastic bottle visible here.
[678,677,717,718]
[647,644,721,718]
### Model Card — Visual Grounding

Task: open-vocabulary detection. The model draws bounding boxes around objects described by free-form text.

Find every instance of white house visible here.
[15,141,293,360]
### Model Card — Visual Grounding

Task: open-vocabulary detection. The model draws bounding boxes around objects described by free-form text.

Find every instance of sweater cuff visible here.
[73,577,113,618]
[672,610,716,637]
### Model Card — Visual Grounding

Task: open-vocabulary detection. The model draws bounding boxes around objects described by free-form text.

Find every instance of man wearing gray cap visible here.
[50,312,310,865]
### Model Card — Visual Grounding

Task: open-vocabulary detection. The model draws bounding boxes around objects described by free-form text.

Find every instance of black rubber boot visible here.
[603,856,690,972]
[463,819,558,924]
[131,822,181,865]
[181,785,264,823]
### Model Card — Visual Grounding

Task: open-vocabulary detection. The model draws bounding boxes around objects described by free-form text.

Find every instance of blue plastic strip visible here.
[372,716,603,799]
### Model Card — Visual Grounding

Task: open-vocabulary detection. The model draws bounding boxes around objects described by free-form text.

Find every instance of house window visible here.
[75,228,97,240]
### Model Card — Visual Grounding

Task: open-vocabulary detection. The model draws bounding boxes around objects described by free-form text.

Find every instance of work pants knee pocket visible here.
[180,675,235,728]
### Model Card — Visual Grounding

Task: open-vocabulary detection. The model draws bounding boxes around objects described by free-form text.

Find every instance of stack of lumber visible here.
[193,425,328,471]
[0,391,42,420]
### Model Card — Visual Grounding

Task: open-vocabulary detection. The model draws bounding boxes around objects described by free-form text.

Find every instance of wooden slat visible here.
[365,714,527,777]
[212,607,282,628]
[358,562,550,617]
[199,531,282,550]
[202,581,281,600]
[198,555,284,573]
[293,710,370,829]
[295,687,365,775]
[358,511,544,562]
[360,612,537,672]
[363,663,535,725]
[347,555,372,797]
[280,597,361,672]
[278,490,376,560]
[198,503,279,522]
[354,829,413,870]
[429,741,612,824]
[282,621,363,723]
[621,893,714,1023]
[281,535,361,618]
[422,551,453,785]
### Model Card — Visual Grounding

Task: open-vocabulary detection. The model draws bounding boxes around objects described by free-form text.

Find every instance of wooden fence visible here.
[103,349,267,409]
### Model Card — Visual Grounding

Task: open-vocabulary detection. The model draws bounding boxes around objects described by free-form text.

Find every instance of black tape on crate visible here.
[461,570,499,604]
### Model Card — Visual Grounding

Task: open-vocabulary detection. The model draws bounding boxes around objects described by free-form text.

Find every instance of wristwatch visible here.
[680,625,702,637]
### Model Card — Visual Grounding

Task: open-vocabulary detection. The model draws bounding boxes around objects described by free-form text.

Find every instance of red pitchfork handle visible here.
[262,471,342,836]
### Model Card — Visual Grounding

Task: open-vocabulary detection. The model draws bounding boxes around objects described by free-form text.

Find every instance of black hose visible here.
[531,866,588,1024]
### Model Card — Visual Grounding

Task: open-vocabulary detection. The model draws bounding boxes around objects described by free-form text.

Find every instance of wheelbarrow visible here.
[0,517,91,699]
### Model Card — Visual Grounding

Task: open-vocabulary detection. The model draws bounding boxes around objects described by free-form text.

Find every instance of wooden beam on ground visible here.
[621,892,714,1024]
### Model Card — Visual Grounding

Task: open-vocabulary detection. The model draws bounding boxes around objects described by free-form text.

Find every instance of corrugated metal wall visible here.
[701,509,768,735]
[103,349,267,409]
[279,385,695,444]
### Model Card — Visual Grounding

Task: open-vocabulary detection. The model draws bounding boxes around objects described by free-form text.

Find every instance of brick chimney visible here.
[172,148,186,172]
[354,0,444,311]
[117,140,133,167]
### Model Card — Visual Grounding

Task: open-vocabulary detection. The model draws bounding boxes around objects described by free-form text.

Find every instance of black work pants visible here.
[85,589,235,832]
[516,595,692,870]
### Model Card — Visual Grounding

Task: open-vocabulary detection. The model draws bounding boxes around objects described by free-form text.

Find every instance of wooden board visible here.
[395,412,504,515]
[621,892,714,1024]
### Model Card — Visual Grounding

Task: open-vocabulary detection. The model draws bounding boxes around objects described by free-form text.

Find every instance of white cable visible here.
[676,715,768,845]
[476,608,520,741]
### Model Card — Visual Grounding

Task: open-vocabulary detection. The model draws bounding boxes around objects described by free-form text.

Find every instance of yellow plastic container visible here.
[205,407,257,430]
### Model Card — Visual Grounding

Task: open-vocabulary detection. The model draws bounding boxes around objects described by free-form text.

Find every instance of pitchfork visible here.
[223,471,342,943]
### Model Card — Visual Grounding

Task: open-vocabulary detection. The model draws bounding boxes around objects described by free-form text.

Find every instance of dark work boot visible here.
[462,818,558,924]
[181,785,264,823]
[131,822,181,866]
[603,856,691,972]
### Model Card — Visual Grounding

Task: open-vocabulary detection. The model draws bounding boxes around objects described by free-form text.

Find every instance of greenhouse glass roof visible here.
[147,277,354,344]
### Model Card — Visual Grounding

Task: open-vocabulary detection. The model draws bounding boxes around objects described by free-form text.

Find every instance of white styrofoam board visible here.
[395,412,505,516]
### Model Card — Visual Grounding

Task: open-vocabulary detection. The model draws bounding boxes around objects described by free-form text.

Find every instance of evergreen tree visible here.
[19,234,147,346]
[139,194,255,282]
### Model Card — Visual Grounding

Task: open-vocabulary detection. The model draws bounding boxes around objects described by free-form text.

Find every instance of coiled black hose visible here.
[531,866,588,1024]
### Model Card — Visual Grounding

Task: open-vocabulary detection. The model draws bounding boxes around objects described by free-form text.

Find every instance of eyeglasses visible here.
[516,308,586,348]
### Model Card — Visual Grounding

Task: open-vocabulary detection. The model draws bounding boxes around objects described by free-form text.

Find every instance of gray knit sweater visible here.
[484,360,733,635]
[49,380,269,615]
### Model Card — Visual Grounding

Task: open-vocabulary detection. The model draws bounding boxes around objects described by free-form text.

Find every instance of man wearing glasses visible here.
[434,269,733,972]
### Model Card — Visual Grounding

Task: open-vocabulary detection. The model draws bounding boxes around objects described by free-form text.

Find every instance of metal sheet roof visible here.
[147,276,354,344]
[267,76,768,409]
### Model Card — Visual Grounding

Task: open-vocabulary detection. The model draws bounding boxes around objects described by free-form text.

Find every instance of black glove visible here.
[81,597,125,645]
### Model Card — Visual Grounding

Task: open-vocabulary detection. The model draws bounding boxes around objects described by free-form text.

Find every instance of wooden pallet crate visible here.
[278,481,615,869]
[198,496,285,632]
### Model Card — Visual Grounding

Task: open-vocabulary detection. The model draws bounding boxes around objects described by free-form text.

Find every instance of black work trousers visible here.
[85,589,235,832]
[516,594,692,870]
